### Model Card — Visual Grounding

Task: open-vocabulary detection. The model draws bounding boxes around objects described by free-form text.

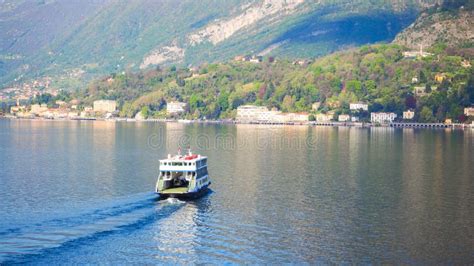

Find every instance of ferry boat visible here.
[155,149,211,199]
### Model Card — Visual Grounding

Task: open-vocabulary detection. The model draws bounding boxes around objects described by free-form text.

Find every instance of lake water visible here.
[0,119,473,264]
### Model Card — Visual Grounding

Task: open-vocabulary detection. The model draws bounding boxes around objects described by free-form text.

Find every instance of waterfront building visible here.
[464,107,474,116]
[350,102,368,111]
[10,105,26,114]
[68,111,79,119]
[166,101,187,114]
[236,105,277,122]
[283,112,309,123]
[338,114,350,122]
[371,112,397,124]
[316,113,333,122]
[93,100,116,113]
[30,104,48,115]
[351,116,359,122]
[236,105,308,123]
[56,100,67,106]
[403,110,415,120]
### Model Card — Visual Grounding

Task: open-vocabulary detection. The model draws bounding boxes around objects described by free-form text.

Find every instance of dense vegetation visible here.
[76,43,473,123]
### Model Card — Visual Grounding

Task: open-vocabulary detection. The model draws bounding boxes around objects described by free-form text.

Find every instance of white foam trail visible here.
[165,198,185,204]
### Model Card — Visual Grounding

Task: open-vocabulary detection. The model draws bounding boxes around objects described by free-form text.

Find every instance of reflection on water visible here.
[0,120,473,264]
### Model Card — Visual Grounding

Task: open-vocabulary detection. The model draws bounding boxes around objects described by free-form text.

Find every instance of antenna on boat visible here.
[188,146,192,156]
[178,147,181,156]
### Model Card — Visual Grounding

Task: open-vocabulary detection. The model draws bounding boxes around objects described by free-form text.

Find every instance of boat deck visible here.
[159,187,188,194]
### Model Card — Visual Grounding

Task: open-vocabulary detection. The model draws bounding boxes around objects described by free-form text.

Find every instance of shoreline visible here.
[1,116,473,129]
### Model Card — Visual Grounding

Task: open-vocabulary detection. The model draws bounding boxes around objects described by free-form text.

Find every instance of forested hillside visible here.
[67,43,473,123]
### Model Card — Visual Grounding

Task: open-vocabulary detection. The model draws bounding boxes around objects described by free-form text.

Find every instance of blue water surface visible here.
[1,120,473,264]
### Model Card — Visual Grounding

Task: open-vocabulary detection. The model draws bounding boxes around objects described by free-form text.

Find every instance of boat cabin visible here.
[156,152,209,195]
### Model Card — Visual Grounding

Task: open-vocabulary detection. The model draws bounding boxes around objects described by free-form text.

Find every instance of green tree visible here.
[189,94,202,112]
[282,95,295,112]
[420,106,434,122]
[141,106,150,119]
[217,92,229,111]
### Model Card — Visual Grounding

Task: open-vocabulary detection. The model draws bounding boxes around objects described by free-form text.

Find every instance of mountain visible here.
[1,0,440,87]
[394,0,474,49]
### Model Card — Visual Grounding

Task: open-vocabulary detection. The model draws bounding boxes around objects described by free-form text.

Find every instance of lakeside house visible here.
[93,100,116,113]
[371,112,397,124]
[316,113,333,122]
[349,102,368,111]
[338,114,350,122]
[403,110,415,120]
[236,105,266,122]
[10,105,27,115]
[464,107,474,117]
[30,104,48,115]
[236,105,308,123]
[166,101,187,115]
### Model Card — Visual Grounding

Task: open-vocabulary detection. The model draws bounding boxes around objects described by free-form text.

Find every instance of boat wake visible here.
[163,197,185,205]
[0,192,184,263]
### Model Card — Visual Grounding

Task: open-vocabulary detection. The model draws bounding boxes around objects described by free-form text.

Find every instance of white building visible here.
[249,55,263,63]
[350,102,368,111]
[279,112,309,123]
[338,114,350,122]
[316,113,333,122]
[236,105,270,122]
[93,100,116,113]
[30,104,48,115]
[403,110,415,120]
[464,107,474,117]
[371,112,397,124]
[403,45,433,58]
[236,105,308,123]
[167,101,187,114]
